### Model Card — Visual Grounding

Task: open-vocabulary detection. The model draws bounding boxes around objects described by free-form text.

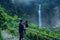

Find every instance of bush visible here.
[25,24,60,40]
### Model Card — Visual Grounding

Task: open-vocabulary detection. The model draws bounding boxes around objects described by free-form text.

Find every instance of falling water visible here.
[38,4,42,27]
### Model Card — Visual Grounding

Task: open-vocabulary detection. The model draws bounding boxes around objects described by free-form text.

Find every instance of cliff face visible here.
[0,0,38,24]
[0,0,60,29]
[41,0,60,29]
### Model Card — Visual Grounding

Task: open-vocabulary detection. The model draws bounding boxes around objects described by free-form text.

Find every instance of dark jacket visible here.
[19,23,24,33]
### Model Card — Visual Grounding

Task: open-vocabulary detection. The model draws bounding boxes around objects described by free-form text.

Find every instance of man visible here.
[19,20,24,40]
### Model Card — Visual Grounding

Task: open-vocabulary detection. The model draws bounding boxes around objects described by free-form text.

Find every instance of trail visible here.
[1,30,19,40]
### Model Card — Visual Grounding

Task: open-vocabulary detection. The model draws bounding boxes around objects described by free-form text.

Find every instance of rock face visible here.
[52,6,60,27]
[40,0,60,30]
[42,4,60,29]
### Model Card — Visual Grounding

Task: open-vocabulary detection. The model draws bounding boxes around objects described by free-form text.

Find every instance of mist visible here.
[12,0,37,5]
[52,6,60,28]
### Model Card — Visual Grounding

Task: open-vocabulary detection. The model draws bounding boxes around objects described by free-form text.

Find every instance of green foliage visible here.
[0,5,19,36]
[0,2,60,40]
[0,5,6,28]
[26,24,60,40]
[0,5,19,28]
[29,23,38,29]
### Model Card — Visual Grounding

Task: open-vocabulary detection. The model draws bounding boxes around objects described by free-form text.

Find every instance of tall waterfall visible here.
[38,4,42,27]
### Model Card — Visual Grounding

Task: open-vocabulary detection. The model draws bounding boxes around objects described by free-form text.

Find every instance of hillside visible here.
[0,0,60,40]
[0,5,60,40]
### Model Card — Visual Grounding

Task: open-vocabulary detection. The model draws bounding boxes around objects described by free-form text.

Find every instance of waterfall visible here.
[38,4,42,27]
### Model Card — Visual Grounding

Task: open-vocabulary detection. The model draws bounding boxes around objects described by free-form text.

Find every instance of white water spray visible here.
[38,4,42,27]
